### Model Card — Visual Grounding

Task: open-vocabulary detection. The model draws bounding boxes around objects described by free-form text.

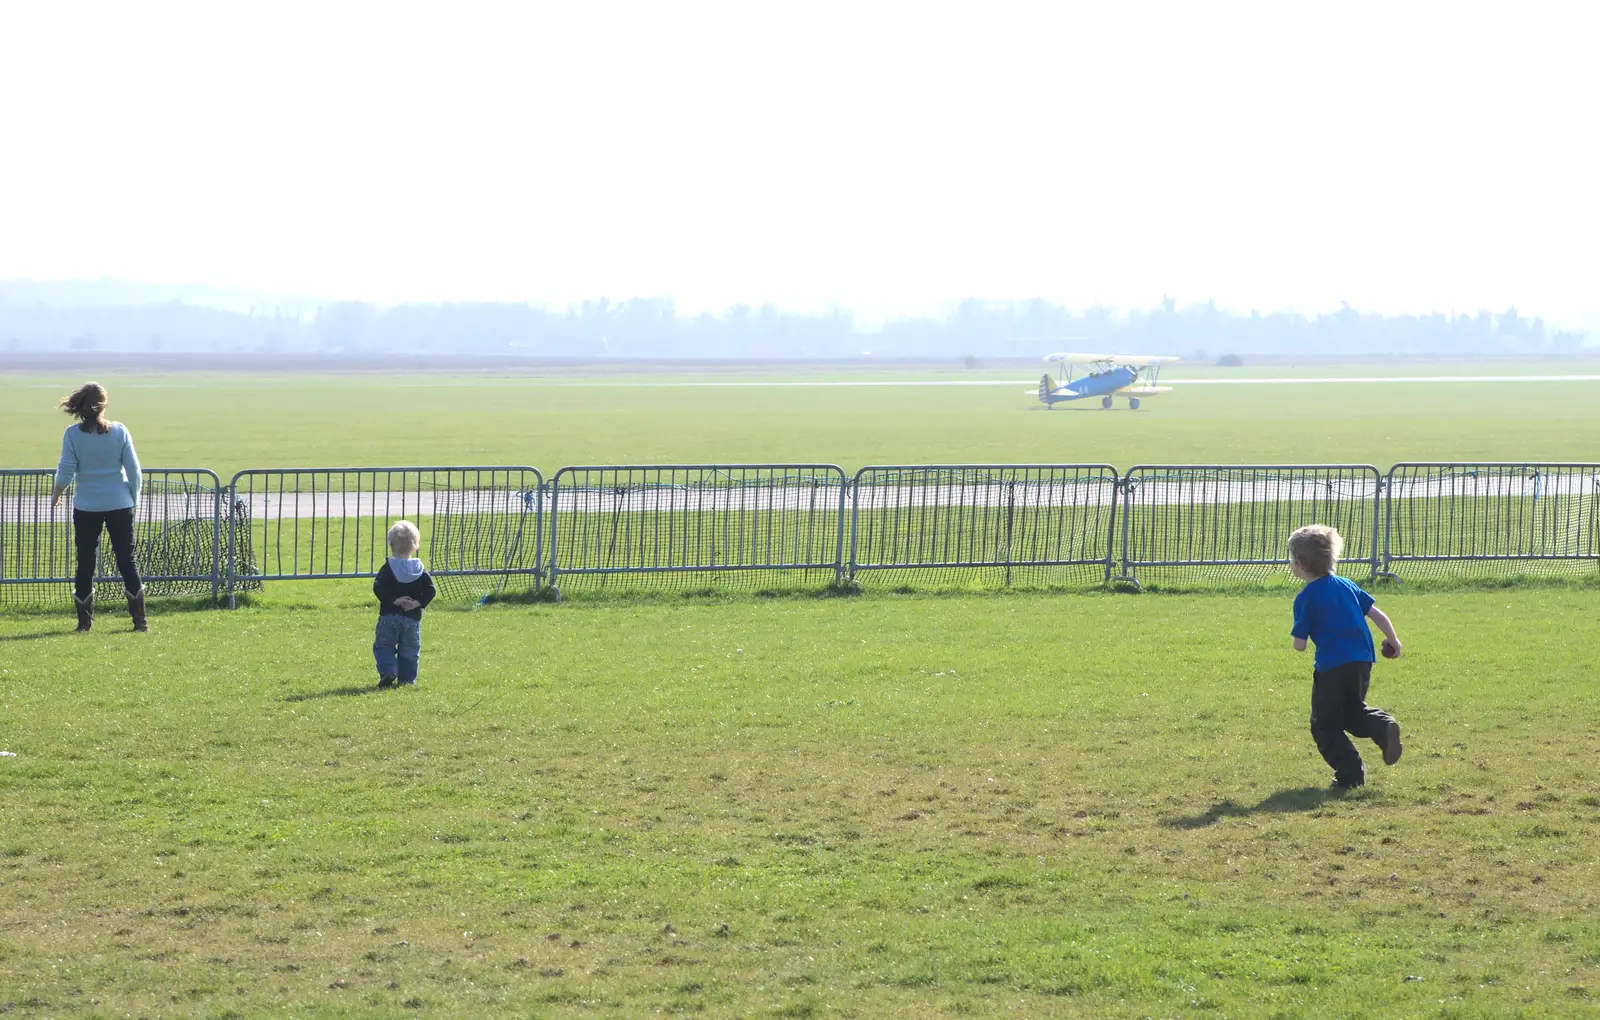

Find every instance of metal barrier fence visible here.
[1117,465,1383,588]
[0,468,224,604]
[225,467,544,606]
[849,465,1120,587]
[547,465,848,590]
[1384,463,1600,579]
[6,461,1600,608]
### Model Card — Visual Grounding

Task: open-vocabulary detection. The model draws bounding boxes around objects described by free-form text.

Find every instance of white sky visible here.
[2,0,1595,325]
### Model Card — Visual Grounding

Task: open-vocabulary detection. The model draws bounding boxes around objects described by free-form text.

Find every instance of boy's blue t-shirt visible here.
[1291,574,1376,671]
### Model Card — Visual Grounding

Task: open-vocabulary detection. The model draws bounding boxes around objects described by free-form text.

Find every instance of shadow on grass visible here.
[0,596,229,619]
[1162,786,1337,829]
[282,685,382,702]
[0,629,76,643]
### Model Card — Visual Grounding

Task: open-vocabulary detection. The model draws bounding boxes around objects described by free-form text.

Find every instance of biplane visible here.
[1035,352,1179,410]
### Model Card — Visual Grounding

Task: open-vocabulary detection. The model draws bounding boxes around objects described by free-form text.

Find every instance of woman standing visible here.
[50,382,147,632]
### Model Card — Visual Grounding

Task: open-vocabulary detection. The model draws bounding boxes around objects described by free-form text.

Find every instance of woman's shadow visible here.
[0,630,75,644]
[1162,787,1337,829]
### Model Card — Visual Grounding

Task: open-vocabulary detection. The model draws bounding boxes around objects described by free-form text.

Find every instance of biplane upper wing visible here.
[1044,353,1180,367]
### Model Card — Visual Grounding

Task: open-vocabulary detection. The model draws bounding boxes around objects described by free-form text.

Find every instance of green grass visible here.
[5,363,1600,475]
[2,589,1597,1016]
[3,364,1598,1014]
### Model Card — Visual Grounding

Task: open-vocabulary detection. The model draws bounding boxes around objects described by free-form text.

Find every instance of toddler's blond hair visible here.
[387,520,421,556]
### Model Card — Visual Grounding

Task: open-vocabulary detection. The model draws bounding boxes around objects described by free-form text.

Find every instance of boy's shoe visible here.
[1380,721,1403,766]
[1329,778,1364,793]
[397,678,416,686]
[377,676,396,689]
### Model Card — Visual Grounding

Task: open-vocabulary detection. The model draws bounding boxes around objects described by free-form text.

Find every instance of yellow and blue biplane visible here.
[1035,352,1179,410]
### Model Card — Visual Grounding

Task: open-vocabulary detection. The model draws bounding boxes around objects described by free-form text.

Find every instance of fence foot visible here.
[1108,575,1143,593]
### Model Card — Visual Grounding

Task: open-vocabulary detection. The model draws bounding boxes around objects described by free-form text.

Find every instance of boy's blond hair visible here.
[387,520,421,556]
[1288,524,1342,577]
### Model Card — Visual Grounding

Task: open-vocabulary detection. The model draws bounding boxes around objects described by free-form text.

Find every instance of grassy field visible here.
[2,589,1597,1017]
[4,362,1600,475]
[3,364,1599,1015]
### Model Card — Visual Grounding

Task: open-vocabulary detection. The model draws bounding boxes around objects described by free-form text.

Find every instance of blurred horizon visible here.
[4,1,1596,340]
[1,277,1590,358]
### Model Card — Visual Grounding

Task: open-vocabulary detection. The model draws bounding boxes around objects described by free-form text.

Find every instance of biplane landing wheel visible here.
[1101,396,1113,409]
[1129,398,1141,410]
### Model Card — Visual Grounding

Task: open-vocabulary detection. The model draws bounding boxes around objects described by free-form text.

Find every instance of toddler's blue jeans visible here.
[374,615,422,684]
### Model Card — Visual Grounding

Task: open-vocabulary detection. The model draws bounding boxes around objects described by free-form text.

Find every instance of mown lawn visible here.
[1,588,1596,1017]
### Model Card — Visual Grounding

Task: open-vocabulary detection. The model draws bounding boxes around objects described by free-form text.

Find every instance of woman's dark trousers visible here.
[73,507,142,599]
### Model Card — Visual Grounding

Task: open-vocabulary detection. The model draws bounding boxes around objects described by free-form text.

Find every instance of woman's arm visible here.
[122,428,142,508]
[52,431,76,507]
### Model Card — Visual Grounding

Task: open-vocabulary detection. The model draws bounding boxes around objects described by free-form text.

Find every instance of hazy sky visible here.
[2,1,1595,324]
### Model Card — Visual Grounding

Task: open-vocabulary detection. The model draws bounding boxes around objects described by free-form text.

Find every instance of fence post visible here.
[1105,468,1121,585]
[546,471,561,597]
[226,475,241,609]
[210,474,222,604]
[848,468,865,583]
[1117,473,1137,587]
[533,478,547,591]
[834,472,849,585]
[1377,468,1392,581]
[1003,480,1016,588]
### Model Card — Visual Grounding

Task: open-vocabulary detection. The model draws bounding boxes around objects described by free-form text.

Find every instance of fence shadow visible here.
[1161,786,1334,829]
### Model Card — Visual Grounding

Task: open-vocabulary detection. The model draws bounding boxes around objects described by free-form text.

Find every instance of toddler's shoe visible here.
[397,678,416,686]
[378,676,396,689]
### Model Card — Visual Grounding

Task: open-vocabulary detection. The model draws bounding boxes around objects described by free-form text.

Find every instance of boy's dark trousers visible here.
[1310,661,1395,787]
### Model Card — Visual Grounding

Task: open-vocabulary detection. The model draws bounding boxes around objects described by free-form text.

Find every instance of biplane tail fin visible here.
[1038,374,1055,403]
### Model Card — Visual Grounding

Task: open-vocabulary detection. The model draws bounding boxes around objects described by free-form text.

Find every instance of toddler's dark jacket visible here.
[374,558,437,621]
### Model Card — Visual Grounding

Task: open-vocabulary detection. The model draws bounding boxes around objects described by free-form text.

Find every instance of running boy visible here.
[1288,524,1404,790]
[373,520,436,688]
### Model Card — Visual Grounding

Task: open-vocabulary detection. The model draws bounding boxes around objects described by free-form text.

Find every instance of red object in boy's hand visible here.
[1380,639,1400,659]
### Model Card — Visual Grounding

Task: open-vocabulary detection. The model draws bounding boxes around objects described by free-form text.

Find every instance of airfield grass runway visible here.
[4,360,1599,474]
[2,362,1598,1016]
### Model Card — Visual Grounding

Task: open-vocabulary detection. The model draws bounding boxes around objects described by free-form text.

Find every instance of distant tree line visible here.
[0,282,1587,359]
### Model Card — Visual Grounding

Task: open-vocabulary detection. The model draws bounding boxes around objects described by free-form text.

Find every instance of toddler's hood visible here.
[388,556,425,583]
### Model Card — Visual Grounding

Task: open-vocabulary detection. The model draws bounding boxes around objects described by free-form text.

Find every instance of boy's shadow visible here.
[1162,787,1335,830]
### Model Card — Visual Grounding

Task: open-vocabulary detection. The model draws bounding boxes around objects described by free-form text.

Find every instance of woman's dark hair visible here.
[60,382,110,434]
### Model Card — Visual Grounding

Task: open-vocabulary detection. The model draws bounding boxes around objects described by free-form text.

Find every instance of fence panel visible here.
[1,468,224,605]
[226,467,544,605]
[849,465,1119,588]
[1118,465,1382,589]
[548,465,848,591]
[1383,462,1600,579]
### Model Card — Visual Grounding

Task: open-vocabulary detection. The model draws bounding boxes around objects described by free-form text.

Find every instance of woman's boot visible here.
[127,586,148,632]
[73,593,94,632]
